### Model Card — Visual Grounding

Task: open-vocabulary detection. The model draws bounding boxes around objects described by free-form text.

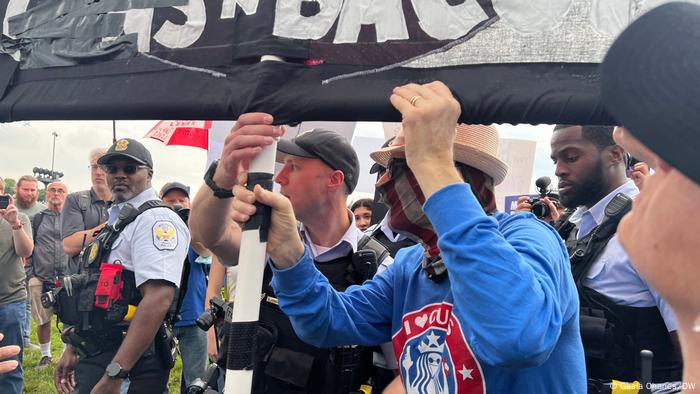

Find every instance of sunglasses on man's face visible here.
[101,164,149,175]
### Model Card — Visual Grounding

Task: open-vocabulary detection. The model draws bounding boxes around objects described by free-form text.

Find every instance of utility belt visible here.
[61,322,176,369]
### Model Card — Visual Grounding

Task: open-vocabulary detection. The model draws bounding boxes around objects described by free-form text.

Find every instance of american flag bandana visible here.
[376,157,498,260]
[376,157,439,256]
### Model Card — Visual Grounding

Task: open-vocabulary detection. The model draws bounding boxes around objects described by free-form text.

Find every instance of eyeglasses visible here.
[88,165,101,172]
[101,164,149,175]
[47,188,66,194]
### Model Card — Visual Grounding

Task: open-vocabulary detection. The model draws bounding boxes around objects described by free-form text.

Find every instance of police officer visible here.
[54,138,190,394]
[516,125,682,387]
[190,115,392,393]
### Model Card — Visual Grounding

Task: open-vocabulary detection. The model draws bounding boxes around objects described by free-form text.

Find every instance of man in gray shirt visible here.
[62,148,112,275]
[0,181,33,394]
[27,181,70,368]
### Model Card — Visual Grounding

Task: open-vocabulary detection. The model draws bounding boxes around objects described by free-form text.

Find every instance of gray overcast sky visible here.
[0,120,555,200]
[0,120,209,195]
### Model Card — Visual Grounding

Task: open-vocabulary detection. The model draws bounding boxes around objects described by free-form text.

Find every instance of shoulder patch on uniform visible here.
[152,221,178,251]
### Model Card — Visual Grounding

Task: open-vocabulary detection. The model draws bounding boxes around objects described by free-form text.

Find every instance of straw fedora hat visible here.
[369,124,508,185]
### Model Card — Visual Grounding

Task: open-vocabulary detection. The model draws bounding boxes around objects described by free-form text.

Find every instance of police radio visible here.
[94,262,125,310]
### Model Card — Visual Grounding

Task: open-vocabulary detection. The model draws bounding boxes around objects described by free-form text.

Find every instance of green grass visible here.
[22,316,183,393]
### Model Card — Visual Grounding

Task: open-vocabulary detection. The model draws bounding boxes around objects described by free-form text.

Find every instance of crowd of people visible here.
[0,2,699,394]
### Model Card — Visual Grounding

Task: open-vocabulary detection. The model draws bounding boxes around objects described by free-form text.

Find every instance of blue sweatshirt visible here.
[272,183,586,393]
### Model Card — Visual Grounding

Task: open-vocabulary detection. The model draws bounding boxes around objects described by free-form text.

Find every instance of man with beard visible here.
[226,82,586,393]
[517,125,682,388]
[53,139,189,394]
[15,176,47,219]
[16,175,46,351]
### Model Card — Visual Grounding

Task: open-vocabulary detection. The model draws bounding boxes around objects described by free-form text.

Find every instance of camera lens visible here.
[196,311,216,331]
[532,201,551,219]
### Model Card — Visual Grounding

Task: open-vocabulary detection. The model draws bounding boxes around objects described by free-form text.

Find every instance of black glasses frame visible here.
[101,164,149,175]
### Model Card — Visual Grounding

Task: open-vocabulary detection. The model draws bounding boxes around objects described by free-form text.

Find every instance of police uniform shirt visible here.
[568,180,677,331]
[105,188,190,288]
[299,209,394,273]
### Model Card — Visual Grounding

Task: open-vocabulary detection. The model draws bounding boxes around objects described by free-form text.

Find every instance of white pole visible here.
[224,54,283,394]
[223,141,277,394]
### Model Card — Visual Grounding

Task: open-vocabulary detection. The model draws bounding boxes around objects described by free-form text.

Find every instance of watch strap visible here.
[106,362,130,379]
[204,160,234,199]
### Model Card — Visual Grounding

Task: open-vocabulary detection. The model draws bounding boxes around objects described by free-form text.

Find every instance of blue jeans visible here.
[23,281,31,342]
[0,299,26,394]
[173,325,207,388]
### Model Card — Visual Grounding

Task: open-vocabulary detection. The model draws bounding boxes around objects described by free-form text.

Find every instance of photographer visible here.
[0,179,33,394]
[518,125,681,388]
[514,177,565,225]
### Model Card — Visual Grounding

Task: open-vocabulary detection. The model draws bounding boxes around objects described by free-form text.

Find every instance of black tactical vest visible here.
[252,238,387,394]
[557,194,682,383]
[55,201,168,333]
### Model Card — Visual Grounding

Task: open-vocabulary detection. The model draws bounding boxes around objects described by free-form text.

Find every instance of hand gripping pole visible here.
[223,139,277,394]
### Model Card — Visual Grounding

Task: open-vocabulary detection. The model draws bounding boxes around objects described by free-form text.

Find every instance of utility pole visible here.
[51,131,58,173]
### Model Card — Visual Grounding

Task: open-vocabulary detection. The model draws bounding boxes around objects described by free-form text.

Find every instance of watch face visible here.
[106,362,122,377]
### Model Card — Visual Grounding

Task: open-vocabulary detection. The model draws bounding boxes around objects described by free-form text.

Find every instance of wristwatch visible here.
[204,160,234,199]
[105,362,129,379]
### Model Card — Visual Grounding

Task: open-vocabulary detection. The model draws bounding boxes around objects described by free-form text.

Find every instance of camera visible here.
[41,273,89,308]
[186,363,220,394]
[40,289,56,308]
[196,297,233,331]
[625,154,641,178]
[0,195,9,209]
[529,176,559,219]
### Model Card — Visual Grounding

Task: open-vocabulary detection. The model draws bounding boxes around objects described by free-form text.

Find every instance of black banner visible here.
[0,0,618,124]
